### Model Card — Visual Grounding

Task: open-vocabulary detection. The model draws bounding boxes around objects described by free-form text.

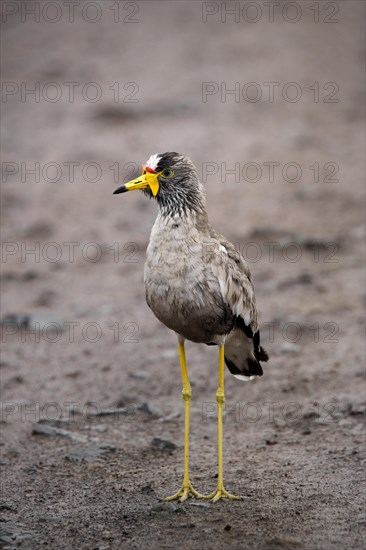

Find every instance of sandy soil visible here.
[1,1,365,549]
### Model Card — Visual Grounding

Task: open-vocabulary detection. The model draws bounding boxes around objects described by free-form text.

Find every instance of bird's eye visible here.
[161,169,174,179]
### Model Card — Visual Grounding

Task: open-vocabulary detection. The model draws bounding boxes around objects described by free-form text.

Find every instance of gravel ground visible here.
[1,1,365,549]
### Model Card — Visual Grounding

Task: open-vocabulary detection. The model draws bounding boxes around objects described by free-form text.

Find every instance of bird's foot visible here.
[203,482,241,503]
[164,480,205,502]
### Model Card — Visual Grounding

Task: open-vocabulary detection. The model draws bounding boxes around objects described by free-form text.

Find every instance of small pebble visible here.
[150,501,178,513]
[150,438,176,454]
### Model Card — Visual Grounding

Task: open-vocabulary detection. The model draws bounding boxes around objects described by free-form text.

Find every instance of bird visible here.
[113,152,268,502]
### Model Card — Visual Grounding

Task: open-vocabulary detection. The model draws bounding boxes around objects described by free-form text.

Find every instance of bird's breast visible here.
[144,222,233,342]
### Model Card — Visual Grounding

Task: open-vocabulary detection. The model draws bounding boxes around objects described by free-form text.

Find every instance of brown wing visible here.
[207,228,259,333]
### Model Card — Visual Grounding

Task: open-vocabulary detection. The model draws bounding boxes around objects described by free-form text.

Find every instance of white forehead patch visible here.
[146,153,161,171]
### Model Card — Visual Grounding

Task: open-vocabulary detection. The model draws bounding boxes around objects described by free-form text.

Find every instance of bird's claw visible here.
[164,480,205,502]
[203,483,241,502]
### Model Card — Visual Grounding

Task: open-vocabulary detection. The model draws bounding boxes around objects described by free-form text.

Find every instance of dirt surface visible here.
[1,1,365,549]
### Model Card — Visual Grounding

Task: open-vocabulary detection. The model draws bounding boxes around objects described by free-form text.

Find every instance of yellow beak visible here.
[113,170,160,196]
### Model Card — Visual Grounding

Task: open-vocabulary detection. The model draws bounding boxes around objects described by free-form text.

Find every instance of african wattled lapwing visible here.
[114,152,269,502]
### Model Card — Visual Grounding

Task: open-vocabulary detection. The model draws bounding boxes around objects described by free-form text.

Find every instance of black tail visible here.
[225,355,264,378]
[224,322,269,380]
[225,344,268,378]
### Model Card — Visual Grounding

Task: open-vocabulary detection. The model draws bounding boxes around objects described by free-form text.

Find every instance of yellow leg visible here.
[164,340,205,502]
[204,344,241,502]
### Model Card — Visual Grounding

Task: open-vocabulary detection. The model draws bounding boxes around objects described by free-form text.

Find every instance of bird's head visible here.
[113,152,205,214]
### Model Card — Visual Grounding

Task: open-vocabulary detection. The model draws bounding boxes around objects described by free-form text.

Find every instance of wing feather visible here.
[203,229,269,378]
[207,230,258,333]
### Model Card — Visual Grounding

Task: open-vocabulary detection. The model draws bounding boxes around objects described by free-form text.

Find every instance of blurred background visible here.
[1,1,365,548]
